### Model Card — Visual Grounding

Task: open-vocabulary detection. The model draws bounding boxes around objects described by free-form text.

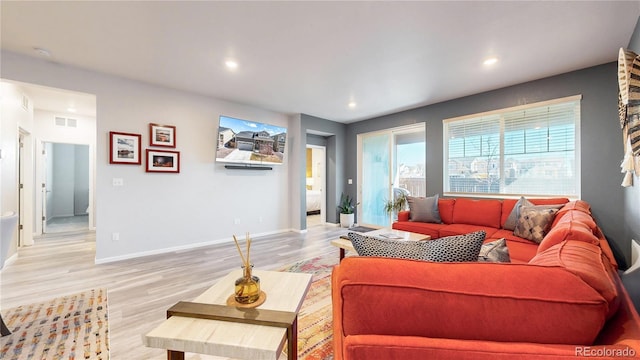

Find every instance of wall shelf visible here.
[224,165,272,170]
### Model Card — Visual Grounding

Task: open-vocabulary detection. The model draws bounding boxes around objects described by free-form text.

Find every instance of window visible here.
[443,95,580,198]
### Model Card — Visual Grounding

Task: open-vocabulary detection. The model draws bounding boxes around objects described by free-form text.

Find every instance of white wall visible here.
[1,51,296,263]
[0,81,35,259]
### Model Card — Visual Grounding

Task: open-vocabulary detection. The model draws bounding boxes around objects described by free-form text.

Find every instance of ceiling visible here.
[2,1,639,123]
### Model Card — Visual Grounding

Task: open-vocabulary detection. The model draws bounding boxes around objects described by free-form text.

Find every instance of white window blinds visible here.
[444,96,581,197]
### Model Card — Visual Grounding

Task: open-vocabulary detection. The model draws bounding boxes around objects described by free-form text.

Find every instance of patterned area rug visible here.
[280,255,338,360]
[0,288,109,360]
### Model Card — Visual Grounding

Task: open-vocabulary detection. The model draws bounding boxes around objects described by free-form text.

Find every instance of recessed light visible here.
[225,60,238,70]
[348,101,357,109]
[67,107,76,113]
[483,57,498,66]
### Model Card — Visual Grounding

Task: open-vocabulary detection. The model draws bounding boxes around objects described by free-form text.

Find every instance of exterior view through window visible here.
[443,95,581,198]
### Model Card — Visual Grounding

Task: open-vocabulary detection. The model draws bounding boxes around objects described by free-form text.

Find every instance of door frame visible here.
[356,123,426,227]
[305,144,327,224]
[36,140,95,235]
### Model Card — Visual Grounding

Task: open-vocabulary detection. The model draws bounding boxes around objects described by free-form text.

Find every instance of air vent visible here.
[54,117,78,127]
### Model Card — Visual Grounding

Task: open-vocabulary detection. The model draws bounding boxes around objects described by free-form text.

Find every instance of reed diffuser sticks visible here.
[232,232,252,270]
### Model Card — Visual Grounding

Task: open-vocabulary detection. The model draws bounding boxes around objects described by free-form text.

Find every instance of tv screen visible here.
[216,115,287,166]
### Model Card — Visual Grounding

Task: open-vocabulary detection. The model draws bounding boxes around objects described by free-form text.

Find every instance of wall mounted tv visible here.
[216,115,287,168]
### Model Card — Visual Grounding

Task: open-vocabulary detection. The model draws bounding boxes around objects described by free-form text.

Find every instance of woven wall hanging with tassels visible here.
[617,48,640,186]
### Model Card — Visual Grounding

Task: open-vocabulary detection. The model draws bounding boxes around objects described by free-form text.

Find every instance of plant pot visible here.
[340,213,354,228]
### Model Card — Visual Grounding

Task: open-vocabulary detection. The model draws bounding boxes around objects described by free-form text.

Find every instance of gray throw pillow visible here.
[513,205,561,243]
[503,196,533,230]
[408,194,441,223]
[478,238,511,262]
[348,230,486,262]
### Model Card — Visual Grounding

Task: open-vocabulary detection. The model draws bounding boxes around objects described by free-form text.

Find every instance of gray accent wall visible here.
[299,114,346,228]
[345,63,631,268]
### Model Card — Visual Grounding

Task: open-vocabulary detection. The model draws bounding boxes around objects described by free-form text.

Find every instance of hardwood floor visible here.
[0,223,348,359]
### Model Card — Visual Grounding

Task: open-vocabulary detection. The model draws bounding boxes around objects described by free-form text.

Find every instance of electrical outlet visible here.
[112,178,124,186]
[234,218,240,225]
[259,216,263,223]
[112,232,120,241]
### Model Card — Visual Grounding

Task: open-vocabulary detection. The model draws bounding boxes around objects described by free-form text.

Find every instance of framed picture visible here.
[146,149,180,173]
[109,131,142,165]
[149,123,176,148]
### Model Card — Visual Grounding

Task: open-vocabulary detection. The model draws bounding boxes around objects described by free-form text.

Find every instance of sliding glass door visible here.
[358,124,426,227]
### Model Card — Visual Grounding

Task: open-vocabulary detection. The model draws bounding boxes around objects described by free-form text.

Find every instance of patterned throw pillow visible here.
[348,231,485,262]
[503,196,533,230]
[478,238,511,262]
[513,206,560,243]
[408,194,442,223]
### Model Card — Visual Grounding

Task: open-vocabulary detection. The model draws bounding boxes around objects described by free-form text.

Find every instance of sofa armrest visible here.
[332,257,609,346]
[397,211,410,222]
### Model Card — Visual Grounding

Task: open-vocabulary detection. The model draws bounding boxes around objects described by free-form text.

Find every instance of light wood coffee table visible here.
[144,269,312,360]
[331,228,431,261]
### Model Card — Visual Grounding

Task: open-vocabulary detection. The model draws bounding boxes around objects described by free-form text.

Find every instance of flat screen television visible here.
[216,115,287,167]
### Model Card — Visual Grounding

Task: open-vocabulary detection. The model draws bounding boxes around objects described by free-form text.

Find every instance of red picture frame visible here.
[146,149,180,173]
[149,123,176,148]
[109,131,142,165]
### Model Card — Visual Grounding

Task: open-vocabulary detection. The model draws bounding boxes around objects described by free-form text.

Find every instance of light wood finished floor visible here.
[0,223,349,359]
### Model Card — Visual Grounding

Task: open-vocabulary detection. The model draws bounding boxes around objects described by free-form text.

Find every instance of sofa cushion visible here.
[478,238,510,262]
[513,205,561,243]
[538,220,600,253]
[501,197,569,228]
[439,224,499,239]
[335,257,609,345]
[348,231,485,262]
[529,240,620,319]
[451,198,502,228]
[502,196,533,230]
[392,221,443,240]
[408,195,441,223]
[552,209,598,231]
[437,198,456,224]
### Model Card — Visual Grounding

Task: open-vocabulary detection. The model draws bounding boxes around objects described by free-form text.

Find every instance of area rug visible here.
[279,255,338,360]
[0,288,109,360]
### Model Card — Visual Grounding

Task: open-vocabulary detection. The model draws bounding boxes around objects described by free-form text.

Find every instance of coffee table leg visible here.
[339,248,345,261]
[168,350,184,360]
[287,316,298,360]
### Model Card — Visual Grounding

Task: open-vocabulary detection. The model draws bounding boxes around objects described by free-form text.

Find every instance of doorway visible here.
[42,142,90,233]
[305,145,326,227]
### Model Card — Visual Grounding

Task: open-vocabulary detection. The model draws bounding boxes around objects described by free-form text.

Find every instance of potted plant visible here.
[383,191,408,221]
[338,193,359,228]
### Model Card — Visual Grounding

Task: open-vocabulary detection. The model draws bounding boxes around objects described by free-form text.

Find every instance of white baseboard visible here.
[94,228,290,264]
[624,239,640,275]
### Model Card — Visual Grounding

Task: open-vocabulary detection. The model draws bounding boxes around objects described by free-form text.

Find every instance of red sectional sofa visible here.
[332,197,640,359]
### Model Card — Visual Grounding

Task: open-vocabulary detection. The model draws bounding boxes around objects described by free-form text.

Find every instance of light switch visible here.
[348,179,353,184]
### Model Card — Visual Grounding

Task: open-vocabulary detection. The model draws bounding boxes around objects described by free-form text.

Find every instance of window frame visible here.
[442,95,582,199]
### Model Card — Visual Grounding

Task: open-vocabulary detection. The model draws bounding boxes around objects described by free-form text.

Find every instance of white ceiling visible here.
[2,1,639,123]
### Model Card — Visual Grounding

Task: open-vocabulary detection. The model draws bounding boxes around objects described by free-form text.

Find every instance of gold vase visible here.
[234,264,260,304]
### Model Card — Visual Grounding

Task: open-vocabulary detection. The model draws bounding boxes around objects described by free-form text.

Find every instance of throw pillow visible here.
[513,205,561,243]
[503,196,533,230]
[478,238,511,262]
[408,194,441,223]
[348,230,485,262]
